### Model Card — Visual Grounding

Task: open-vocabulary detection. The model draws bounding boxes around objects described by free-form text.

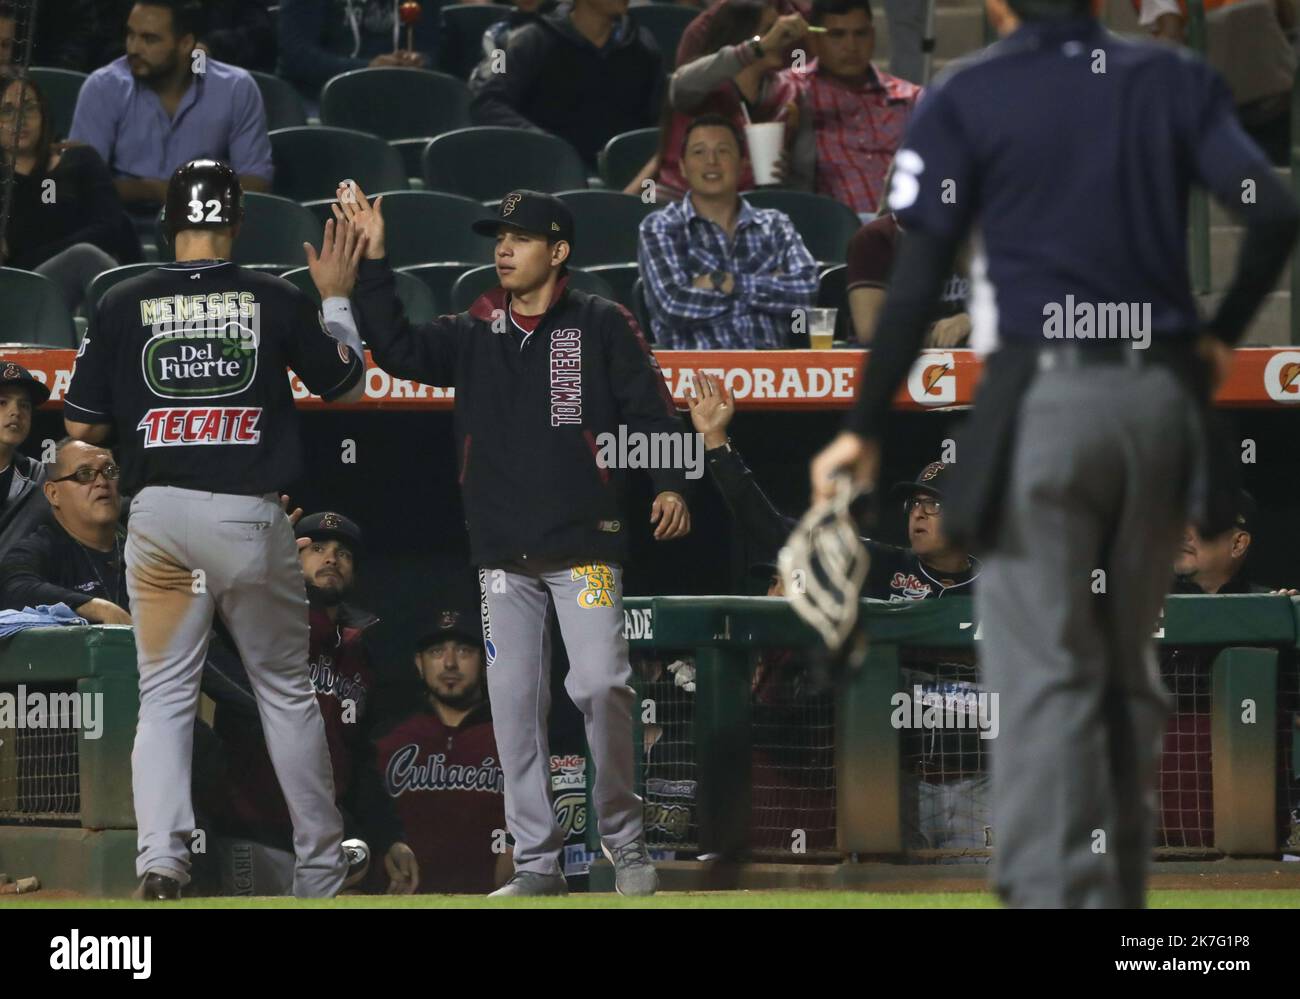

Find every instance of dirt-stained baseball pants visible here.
[126,486,348,898]
[479,560,643,876]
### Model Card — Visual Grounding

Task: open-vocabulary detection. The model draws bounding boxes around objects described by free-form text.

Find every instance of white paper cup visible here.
[745,122,785,186]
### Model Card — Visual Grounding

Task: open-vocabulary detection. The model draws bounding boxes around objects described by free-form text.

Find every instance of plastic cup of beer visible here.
[809,308,837,349]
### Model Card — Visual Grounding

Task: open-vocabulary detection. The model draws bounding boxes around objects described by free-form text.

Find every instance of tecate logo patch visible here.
[137,407,262,447]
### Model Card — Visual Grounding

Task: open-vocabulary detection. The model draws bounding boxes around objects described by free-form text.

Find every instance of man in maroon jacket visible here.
[204,511,419,895]
[370,608,512,894]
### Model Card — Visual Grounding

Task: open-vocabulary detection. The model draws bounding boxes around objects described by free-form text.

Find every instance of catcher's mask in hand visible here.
[778,476,872,660]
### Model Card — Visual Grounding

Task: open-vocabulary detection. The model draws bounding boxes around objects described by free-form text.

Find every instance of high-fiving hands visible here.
[332,181,387,260]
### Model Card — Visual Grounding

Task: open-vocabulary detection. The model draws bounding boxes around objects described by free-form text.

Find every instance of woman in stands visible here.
[0,73,140,314]
[631,0,804,201]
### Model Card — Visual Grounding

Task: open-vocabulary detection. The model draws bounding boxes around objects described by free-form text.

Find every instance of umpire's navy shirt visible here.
[886,16,1275,350]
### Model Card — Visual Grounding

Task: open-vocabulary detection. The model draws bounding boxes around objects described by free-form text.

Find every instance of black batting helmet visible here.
[161,159,243,243]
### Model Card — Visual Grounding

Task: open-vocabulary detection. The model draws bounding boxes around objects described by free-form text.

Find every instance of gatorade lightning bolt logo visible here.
[1263,352,1300,402]
[477,568,497,666]
[921,363,950,395]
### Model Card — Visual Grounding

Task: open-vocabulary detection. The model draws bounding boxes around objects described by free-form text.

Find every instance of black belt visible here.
[1033,340,1197,372]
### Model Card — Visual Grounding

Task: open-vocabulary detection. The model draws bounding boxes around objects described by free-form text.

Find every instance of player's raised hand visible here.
[305,218,367,299]
[278,493,304,527]
[651,491,691,540]
[685,373,735,449]
[332,180,386,260]
[810,431,879,504]
[384,842,419,895]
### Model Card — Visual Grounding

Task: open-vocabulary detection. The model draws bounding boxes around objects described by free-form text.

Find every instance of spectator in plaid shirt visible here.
[781,0,921,214]
[637,114,818,349]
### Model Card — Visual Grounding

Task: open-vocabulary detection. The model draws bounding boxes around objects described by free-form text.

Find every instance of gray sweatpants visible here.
[976,364,1191,908]
[126,486,347,897]
[479,560,642,876]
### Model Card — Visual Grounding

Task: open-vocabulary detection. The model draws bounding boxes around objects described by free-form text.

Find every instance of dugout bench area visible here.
[1,596,1298,897]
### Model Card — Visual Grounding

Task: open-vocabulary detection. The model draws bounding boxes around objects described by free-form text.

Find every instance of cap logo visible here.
[919,462,946,482]
[501,193,522,217]
[3,364,19,380]
[321,513,341,529]
[551,222,560,232]
[440,611,458,628]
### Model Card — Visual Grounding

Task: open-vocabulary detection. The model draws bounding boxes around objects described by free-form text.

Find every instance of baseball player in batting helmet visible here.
[64,157,373,900]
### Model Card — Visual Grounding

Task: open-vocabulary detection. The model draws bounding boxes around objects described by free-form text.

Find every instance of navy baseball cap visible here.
[472,190,575,246]
[415,608,483,653]
[1233,489,1257,534]
[0,361,51,407]
[889,461,951,501]
[296,512,364,556]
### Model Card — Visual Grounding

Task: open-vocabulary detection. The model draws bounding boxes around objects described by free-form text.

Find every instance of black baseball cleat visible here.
[135,872,182,901]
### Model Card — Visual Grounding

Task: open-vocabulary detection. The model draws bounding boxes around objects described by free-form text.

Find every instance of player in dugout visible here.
[686,372,979,600]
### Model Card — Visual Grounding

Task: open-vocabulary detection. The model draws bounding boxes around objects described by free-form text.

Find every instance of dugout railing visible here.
[1,596,1296,895]
[613,594,1299,867]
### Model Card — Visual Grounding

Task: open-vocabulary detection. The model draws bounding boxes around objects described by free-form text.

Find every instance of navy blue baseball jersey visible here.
[65,260,363,495]
[884,17,1274,351]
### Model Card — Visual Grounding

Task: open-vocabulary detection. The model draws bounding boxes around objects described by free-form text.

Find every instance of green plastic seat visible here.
[248,69,308,131]
[585,263,640,313]
[85,262,157,315]
[629,4,699,64]
[598,128,660,191]
[398,262,479,307]
[368,190,496,269]
[556,189,655,267]
[0,267,78,347]
[440,4,506,79]
[232,193,321,267]
[422,127,587,202]
[269,126,409,203]
[741,189,860,265]
[280,266,440,325]
[25,67,86,140]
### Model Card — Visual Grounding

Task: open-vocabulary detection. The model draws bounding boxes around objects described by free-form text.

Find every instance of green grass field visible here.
[5,890,1300,908]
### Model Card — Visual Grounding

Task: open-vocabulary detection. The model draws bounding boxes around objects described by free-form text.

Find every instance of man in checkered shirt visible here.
[637,114,819,349]
[782,0,921,215]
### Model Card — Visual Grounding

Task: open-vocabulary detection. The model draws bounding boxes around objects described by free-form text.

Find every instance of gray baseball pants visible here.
[976,363,1192,908]
[126,486,347,898]
[479,560,642,876]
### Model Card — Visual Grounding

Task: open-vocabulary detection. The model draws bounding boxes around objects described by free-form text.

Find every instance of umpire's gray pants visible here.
[126,487,347,898]
[479,560,642,876]
[976,365,1191,908]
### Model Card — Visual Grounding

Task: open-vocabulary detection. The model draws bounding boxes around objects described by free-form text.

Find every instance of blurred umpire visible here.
[64,159,370,899]
[810,0,1300,907]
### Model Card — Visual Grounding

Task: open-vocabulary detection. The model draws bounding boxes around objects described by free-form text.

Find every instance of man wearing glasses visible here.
[0,438,131,623]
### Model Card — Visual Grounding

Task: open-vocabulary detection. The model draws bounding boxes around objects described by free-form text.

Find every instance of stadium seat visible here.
[319,68,472,178]
[742,189,861,265]
[85,262,157,313]
[370,190,496,269]
[25,67,86,141]
[629,4,698,64]
[566,268,616,301]
[598,128,660,191]
[248,69,308,131]
[0,267,78,347]
[398,262,479,307]
[231,193,322,267]
[280,266,440,325]
[422,127,587,203]
[556,190,656,267]
[269,126,409,203]
[440,4,506,79]
[585,263,640,312]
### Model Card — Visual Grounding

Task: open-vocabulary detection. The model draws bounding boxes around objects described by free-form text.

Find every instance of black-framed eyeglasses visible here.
[51,464,121,485]
[903,496,942,516]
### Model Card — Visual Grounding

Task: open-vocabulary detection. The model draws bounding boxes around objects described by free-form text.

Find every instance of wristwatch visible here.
[710,270,727,291]
[749,36,766,59]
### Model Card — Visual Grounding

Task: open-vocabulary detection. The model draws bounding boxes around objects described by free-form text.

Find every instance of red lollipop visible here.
[399,1,422,51]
